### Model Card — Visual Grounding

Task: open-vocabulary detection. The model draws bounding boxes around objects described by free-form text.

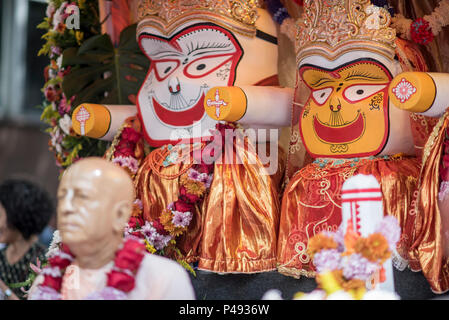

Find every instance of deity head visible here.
[57,158,134,250]
[136,0,279,147]
[296,0,416,158]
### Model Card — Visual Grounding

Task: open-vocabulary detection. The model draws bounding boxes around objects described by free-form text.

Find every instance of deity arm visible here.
[388,72,449,118]
[203,86,293,128]
[71,104,137,141]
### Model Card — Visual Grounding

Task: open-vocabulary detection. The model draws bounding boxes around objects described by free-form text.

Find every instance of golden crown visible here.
[137,0,263,37]
[296,0,397,64]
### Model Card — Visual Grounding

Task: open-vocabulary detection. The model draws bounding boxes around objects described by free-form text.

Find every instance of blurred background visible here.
[0,0,59,245]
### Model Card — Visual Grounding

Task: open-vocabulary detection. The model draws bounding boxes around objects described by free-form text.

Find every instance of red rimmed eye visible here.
[152,59,180,81]
[184,54,234,79]
[312,87,333,105]
[343,84,387,103]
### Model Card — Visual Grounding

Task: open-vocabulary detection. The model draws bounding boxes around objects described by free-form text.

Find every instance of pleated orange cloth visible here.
[135,137,284,273]
[277,155,420,278]
[411,110,449,294]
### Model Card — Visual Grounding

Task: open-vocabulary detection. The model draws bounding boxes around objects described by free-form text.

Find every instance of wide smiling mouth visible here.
[154,88,205,111]
[151,91,207,127]
[313,111,365,144]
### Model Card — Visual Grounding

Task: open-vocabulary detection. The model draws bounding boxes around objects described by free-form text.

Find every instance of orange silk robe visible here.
[277,155,420,278]
[278,112,449,293]
[135,137,285,273]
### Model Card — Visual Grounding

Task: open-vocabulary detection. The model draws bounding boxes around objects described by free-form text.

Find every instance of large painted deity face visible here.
[298,51,415,158]
[137,10,278,147]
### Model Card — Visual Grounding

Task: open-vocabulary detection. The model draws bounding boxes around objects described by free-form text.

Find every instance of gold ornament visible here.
[296,0,397,63]
[137,0,263,37]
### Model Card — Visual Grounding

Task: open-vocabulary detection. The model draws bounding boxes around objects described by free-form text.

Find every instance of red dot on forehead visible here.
[330,71,341,79]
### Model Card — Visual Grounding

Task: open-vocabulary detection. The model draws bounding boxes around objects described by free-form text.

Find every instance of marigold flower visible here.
[355,233,391,263]
[180,175,206,197]
[308,233,338,258]
[160,209,186,237]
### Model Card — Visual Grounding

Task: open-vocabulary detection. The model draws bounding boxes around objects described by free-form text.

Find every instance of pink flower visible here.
[375,216,401,251]
[172,210,192,228]
[44,84,61,102]
[58,93,73,116]
[46,4,56,18]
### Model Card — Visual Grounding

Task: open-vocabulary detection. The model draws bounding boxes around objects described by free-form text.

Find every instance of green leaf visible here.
[61,24,149,107]
[40,104,59,122]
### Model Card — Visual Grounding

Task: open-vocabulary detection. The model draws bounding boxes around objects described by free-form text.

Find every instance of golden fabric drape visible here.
[411,110,449,294]
[135,138,285,273]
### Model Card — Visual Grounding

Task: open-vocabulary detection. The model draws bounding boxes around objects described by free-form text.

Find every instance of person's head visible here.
[56,157,134,252]
[0,179,54,244]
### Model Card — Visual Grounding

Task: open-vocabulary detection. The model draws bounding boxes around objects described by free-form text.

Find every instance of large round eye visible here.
[312,87,333,105]
[153,59,180,81]
[343,84,387,103]
[184,54,233,78]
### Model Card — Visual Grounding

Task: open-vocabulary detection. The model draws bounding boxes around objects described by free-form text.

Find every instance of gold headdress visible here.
[137,0,263,37]
[296,0,397,64]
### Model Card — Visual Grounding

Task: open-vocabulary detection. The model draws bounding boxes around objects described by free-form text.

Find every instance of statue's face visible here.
[299,58,392,158]
[137,10,278,147]
[138,23,242,146]
[57,167,114,246]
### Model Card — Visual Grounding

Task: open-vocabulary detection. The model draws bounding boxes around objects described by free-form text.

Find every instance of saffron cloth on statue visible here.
[277,0,449,294]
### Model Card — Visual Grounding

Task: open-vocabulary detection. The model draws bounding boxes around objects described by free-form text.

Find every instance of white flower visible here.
[50,128,63,154]
[46,3,56,18]
[52,2,68,30]
[65,4,78,15]
[262,289,283,300]
[59,114,72,135]
[171,210,192,228]
[56,55,63,69]
[46,230,62,258]
[112,156,139,174]
[42,266,62,277]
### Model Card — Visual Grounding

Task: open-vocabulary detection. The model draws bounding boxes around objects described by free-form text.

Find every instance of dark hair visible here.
[0,179,54,240]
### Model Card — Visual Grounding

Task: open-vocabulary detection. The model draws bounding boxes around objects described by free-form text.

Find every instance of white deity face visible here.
[138,22,243,147]
[136,8,279,147]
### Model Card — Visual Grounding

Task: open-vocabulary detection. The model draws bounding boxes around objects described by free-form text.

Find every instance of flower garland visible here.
[304,215,401,299]
[392,0,449,45]
[39,0,109,171]
[121,123,233,272]
[105,117,145,177]
[29,238,146,300]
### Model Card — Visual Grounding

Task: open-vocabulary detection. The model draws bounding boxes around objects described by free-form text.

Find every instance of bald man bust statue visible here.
[29,157,195,300]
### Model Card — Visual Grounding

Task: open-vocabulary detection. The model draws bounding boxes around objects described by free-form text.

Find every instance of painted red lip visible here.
[313,112,365,144]
[152,94,206,127]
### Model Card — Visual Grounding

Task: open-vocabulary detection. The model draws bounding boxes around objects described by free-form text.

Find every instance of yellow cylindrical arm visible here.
[72,104,137,141]
[389,72,449,117]
[204,86,293,127]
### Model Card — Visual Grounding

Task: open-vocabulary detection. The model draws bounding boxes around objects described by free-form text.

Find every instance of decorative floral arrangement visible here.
[29,238,146,300]
[392,0,449,45]
[38,0,110,171]
[105,118,145,177]
[300,215,401,300]
[123,123,234,274]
